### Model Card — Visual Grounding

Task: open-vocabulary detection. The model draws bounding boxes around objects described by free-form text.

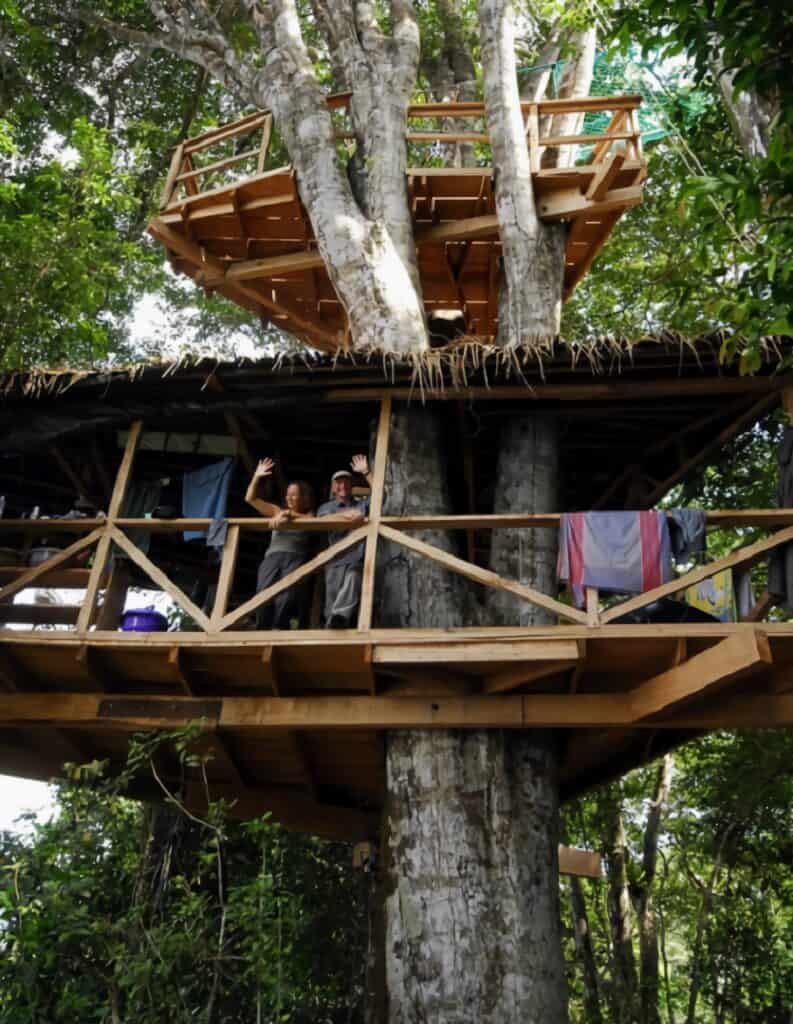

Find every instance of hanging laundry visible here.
[182,458,233,543]
[768,427,793,611]
[667,508,707,561]
[683,569,735,623]
[557,511,673,608]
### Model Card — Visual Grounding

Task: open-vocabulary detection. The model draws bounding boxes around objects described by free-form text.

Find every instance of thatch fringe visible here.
[1,332,787,401]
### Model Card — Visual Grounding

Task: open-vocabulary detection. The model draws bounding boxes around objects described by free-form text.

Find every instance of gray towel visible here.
[668,508,707,561]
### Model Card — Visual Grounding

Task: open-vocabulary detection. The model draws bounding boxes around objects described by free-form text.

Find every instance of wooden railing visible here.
[158,94,644,211]
[0,399,789,636]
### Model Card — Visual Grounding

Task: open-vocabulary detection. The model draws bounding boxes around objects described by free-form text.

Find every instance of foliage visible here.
[0,733,366,1023]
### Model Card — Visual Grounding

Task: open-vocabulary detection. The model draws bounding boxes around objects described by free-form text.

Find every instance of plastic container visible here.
[28,546,62,567]
[120,607,169,632]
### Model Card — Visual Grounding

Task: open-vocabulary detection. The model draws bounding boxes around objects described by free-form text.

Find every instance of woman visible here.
[245,458,316,629]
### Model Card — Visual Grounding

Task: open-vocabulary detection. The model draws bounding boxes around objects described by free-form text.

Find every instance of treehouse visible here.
[150,94,647,350]
[1,342,792,846]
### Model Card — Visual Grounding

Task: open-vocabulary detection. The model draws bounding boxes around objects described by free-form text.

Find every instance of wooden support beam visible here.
[210,524,240,629]
[0,645,29,692]
[109,527,212,632]
[376,638,581,666]
[260,645,280,695]
[378,667,477,697]
[558,845,602,879]
[585,148,626,200]
[78,421,142,634]
[357,397,391,632]
[416,215,499,245]
[49,445,91,500]
[95,558,131,631]
[643,393,780,506]
[167,646,195,695]
[75,644,109,690]
[3,691,792,731]
[219,525,369,631]
[629,630,772,721]
[0,529,103,607]
[538,184,643,221]
[483,659,579,694]
[0,604,80,626]
[226,250,325,282]
[147,219,338,352]
[601,526,793,624]
[378,524,589,625]
[742,590,773,623]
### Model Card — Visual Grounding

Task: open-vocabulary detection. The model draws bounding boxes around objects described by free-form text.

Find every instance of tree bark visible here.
[382,729,567,1023]
[479,0,566,345]
[374,406,567,1022]
[569,873,604,1024]
[634,755,673,1024]
[605,789,640,1024]
[488,414,559,626]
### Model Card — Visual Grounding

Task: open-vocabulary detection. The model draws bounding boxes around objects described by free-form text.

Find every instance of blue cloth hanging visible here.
[182,458,233,542]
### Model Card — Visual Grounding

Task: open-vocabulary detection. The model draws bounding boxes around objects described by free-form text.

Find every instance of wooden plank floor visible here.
[0,625,790,840]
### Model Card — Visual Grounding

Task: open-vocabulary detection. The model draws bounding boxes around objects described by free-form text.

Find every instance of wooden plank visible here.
[219,525,369,630]
[742,590,773,623]
[184,111,270,153]
[109,527,212,632]
[378,524,588,625]
[257,113,273,173]
[109,420,143,520]
[415,215,499,245]
[175,146,259,183]
[357,397,391,632]
[0,529,103,606]
[0,604,80,626]
[375,638,581,666]
[601,525,793,624]
[226,249,326,282]
[586,148,626,201]
[586,588,599,627]
[324,374,791,404]
[629,630,772,720]
[160,142,185,210]
[95,557,130,631]
[538,185,643,221]
[322,94,642,118]
[147,219,338,352]
[210,524,240,629]
[483,659,578,694]
[558,845,602,879]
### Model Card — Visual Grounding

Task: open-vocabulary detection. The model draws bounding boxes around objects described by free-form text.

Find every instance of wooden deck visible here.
[1,624,791,841]
[149,95,646,351]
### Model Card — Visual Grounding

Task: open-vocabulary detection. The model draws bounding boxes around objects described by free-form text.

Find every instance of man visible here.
[317,454,371,628]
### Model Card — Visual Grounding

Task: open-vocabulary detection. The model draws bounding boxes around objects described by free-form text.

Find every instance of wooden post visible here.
[357,396,392,631]
[210,525,240,630]
[257,113,273,174]
[586,587,599,627]
[76,421,142,634]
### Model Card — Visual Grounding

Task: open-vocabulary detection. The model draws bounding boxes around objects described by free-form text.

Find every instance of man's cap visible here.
[332,470,352,481]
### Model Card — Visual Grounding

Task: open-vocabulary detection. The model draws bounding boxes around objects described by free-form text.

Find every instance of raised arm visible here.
[350,453,373,488]
[245,458,281,521]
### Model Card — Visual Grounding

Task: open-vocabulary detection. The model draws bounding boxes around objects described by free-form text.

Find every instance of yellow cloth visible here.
[684,569,734,623]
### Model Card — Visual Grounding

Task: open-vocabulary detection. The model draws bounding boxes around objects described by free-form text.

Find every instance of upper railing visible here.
[0,395,786,636]
[158,94,644,211]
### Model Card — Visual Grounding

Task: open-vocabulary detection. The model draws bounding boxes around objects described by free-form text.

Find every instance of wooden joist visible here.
[3,689,791,732]
[538,185,643,221]
[629,630,772,721]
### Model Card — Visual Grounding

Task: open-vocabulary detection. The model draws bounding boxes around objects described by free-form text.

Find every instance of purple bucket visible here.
[120,607,169,632]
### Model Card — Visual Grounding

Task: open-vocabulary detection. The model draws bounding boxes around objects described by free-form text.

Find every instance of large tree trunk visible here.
[372,406,568,1022]
[479,0,567,345]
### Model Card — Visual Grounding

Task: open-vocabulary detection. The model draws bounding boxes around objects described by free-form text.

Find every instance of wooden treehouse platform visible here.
[1,351,792,843]
[149,95,646,350]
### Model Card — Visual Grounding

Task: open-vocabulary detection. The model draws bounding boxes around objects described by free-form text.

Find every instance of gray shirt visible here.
[317,496,369,567]
[266,528,314,558]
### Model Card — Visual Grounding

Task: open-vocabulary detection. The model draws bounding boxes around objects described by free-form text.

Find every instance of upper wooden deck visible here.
[149,95,646,351]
